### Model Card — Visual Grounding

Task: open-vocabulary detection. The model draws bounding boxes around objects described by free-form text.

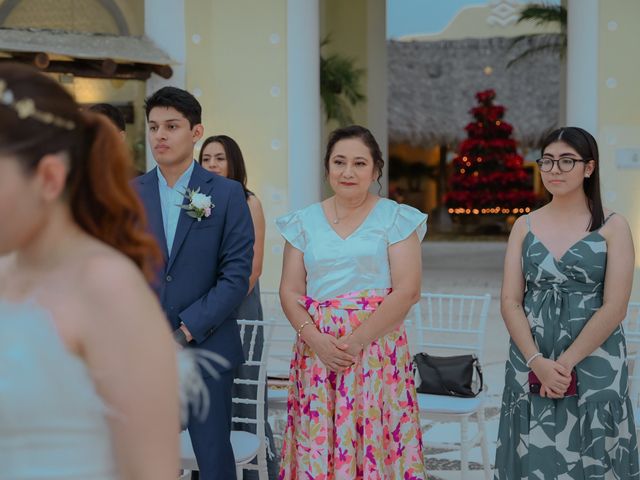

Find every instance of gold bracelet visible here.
[297,320,314,338]
[347,331,366,351]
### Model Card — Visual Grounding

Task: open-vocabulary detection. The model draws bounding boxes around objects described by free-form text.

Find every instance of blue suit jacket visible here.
[134,162,254,370]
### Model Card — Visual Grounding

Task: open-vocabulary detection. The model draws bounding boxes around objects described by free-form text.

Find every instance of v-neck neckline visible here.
[526,230,605,264]
[319,198,382,241]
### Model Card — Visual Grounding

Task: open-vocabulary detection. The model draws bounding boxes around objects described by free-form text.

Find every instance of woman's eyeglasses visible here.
[536,157,589,173]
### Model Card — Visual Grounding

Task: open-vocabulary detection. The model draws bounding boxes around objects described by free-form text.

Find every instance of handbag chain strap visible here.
[422,354,484,397]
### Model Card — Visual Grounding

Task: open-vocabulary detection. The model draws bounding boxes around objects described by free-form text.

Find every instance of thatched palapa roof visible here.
[388,35,561,149]
[0,28,174,79]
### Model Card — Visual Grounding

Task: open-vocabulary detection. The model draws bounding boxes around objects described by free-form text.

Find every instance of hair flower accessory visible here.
[0,79,75,130]
[179,187,214,221]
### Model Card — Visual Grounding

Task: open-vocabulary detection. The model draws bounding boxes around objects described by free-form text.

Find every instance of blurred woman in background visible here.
[199,135,278,479]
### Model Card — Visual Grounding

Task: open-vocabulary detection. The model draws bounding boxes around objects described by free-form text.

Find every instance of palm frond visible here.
[507,39,566,68]
[323,94,353,126]
[320,39,366,125]
[506,3,567,69]
[508,32,544,51]
[517,3,566,29]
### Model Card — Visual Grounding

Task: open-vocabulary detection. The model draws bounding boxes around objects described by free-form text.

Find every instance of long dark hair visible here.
[198,135,249,193]
[0,63,160,280]
[540,126,604,231]
[324,125,384,183]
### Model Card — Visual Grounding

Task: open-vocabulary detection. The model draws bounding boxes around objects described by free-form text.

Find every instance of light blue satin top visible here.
[0,301,117,480]
[276,198,427,301]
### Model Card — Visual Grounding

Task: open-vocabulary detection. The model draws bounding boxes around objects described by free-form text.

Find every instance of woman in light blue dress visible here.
[0,64,180,479]
[277,126,428,479]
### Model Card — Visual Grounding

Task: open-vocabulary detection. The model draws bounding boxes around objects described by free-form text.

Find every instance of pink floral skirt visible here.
[278,289,427,480]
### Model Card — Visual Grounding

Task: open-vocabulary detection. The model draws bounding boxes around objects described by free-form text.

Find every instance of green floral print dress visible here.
[494,214,639,479]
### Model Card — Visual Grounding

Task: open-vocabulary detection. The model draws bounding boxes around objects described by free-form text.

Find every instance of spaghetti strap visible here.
[600,212,616,228]
[525,214,531,231]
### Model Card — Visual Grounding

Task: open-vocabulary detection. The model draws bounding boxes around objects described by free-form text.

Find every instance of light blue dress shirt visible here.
[157,161,195,255]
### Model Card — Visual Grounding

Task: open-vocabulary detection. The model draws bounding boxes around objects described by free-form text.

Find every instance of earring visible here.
[585,174,591,178]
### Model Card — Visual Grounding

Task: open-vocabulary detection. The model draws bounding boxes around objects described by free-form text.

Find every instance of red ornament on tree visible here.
[445,89,536,215]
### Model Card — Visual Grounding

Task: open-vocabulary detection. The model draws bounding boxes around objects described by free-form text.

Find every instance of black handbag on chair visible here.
[413,352,483,397]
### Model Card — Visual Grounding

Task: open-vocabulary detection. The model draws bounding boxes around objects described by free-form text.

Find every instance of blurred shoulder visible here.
[247,193,263,213]
[0,254,11,272]
[600,209,631,238]
[76,243,151,307]
[508,213,531,244]
[511,213,529,231]
[247,191,261,205]
[0,254,13,288]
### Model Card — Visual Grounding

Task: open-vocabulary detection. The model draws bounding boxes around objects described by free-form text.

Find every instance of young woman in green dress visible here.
[495,127,638,479]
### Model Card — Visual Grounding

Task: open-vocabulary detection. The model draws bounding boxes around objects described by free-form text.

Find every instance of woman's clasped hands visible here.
[301,327,362,372]
[529,356,573,399]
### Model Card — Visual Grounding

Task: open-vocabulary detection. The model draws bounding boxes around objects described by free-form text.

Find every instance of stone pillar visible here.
[566,0,598,134]
[287,0,322,210]
[367,0,388,196]
[144,0,186,170]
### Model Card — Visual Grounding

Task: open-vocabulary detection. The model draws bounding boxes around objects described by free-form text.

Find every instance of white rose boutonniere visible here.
[179,187,214,221]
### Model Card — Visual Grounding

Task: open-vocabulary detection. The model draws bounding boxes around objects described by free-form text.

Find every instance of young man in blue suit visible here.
[134,87,254,480]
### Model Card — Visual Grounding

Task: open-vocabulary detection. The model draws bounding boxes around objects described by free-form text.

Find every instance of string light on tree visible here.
[445,89,536,217]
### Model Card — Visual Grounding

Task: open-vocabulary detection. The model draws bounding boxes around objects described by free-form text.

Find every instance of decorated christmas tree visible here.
[445,89,536,217]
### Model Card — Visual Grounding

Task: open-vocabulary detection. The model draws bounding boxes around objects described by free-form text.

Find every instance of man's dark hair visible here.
[89,103,126,131]
[144,86,202,128]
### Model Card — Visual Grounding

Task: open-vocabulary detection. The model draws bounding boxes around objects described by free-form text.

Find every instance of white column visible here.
[367,0,388,196]
[566,0,598,134]
[287,0,322,210]
[144,0,186,170]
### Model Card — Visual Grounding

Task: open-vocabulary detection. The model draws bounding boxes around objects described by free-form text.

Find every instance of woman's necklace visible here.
[333,195,369,224]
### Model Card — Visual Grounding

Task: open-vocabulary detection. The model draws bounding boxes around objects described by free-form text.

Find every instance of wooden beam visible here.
[33,52,50,69]
[11,52,50,69]
[0,58,153,80]
[151,64,173,79]
[101,58,118,76]
[2,56,173,81]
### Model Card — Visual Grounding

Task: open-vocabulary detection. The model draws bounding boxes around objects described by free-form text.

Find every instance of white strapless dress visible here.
[0,301,118,479]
